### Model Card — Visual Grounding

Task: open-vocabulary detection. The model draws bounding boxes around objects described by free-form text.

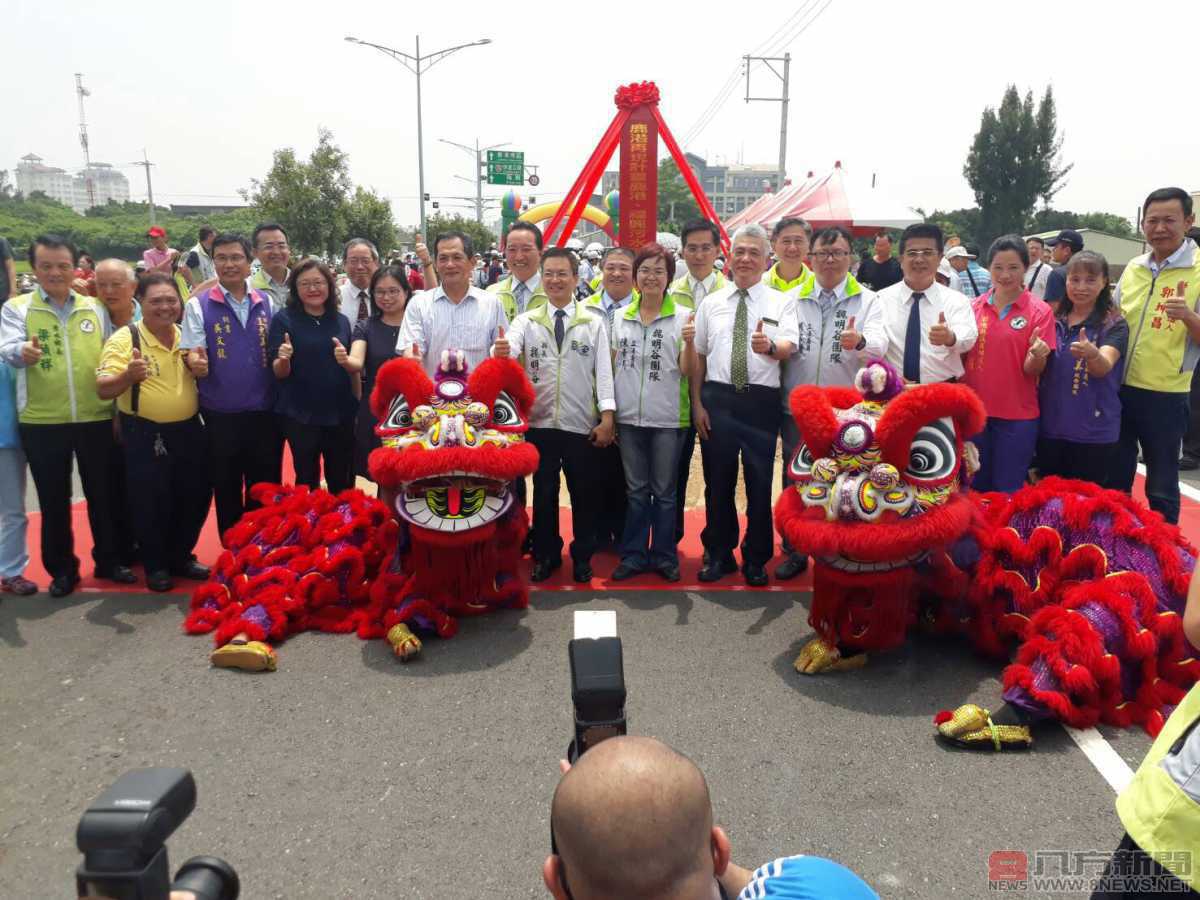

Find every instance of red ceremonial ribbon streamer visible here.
[651,105,730,255]
[544,109,629,246]
[555,125,624,248]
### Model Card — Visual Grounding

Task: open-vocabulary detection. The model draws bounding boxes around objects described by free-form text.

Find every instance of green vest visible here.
[1117,682,1200,889]
[669,271,726,307]
[1120,243,1200,393]
[489,274,547,320]
[9,291,111,424]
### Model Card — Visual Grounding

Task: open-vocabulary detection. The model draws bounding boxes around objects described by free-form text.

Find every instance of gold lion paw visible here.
[794,637,868,674]
[934,704,1032,751]
[211,640,277,672]
[388,624,423,662]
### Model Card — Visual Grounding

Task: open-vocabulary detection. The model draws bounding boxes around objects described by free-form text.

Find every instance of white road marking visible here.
[1063,725,1134,794]
[573,610,617,640]
[1136,463,1200,503]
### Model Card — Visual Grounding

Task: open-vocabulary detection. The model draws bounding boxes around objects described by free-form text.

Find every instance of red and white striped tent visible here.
[726,163,922,236]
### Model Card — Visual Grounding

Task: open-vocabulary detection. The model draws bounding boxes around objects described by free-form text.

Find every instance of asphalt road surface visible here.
[0,584,1149,899]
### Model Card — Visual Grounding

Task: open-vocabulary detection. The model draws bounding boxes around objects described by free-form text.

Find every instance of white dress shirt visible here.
[339,279,374,324]
[877,280,978,383]
[693,281,800,389]
[688,271,719,305]
[1024,261,1051,300]
[397,285,508,376]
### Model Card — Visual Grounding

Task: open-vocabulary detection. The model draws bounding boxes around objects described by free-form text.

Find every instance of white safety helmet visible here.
[566,238,584,252]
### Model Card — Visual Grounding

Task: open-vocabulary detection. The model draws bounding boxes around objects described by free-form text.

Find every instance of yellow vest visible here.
[764,262,815,297]
[1120,241,1200,393]
[1116,681,1200,888]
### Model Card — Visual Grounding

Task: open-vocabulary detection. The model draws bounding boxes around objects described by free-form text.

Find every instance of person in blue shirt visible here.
[0,352,35,596]
[267,258,358,495]
[544,736,877,900]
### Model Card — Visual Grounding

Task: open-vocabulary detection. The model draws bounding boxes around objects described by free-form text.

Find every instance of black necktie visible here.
[554,309,566,351]
[903,292,924,382]
[357,291,369,323]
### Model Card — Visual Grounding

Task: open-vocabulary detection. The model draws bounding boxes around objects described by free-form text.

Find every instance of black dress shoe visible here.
[775,554,809,580]
[657,564,681,583]
[1181,455,1200,472]
[610,562,642,581]
[49,572,81,598]
[146,570,174,593]
[95,565,137,585]
[573,562,594,584]
[531,559,561,583]
[743,564,769,587]
[697,557,737,582]
[170,560,211,581]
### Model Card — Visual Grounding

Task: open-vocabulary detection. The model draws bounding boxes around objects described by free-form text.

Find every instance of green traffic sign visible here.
[487,149,525,186]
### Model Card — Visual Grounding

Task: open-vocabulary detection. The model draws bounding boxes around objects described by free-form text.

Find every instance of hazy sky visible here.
[6,0,1198,229]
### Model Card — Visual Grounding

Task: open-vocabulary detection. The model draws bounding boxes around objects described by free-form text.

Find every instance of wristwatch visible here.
[767,338,777,357]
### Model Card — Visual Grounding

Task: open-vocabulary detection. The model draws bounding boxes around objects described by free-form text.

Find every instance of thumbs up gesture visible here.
[1164,281,1192,322]
[1069,326,1099,361]
[127,346,149,383]
[333,336,348,366]
[1027,326,1050,360]
[277,332,293,361]
[928,310,955,347]
[188,346,209,378]
[751,318,772,355]
[839,314,862,351]
[681,310,696,344]
[21,335,42,365]
[492,325,511,358]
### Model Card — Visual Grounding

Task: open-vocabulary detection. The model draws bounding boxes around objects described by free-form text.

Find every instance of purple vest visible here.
[197,287,274,413]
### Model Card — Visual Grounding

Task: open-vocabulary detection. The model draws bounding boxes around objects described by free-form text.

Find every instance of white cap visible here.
[944,246,975,260]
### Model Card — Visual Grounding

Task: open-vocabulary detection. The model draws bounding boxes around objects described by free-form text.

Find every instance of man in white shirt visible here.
[339,238,380,324]
[689,224,799,587]
[671,220,727,546]
[877,224,977,383]
[1024,236,1052,299]
[398,231,508,376]
[492,247,615,584]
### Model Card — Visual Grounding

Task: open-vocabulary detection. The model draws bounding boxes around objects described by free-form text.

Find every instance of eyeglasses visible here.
[346,256,375,267]
[297,279,327,291]
[258,242,288,252]
[638,268,668,277]
[811,249,850,261]
[903,249,938,260]
[375,287,407,298]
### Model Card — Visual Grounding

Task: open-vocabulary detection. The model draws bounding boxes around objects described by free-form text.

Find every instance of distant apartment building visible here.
[16,153,130,213]
[602,152,781,219]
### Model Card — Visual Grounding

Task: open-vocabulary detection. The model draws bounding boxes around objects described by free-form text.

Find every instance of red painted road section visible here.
[19,476,1200,595]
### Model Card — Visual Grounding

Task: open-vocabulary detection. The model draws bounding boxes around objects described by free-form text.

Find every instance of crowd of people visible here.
[0,186,1197,600]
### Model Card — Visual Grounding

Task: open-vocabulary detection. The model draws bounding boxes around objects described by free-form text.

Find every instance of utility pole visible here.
[75,73,95,208]
[743,52,790,194]
[131,150,156,226]
[439,137,509,223]
[345,35,491,240]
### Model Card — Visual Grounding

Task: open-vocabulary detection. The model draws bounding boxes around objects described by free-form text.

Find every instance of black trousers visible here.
[282,417,355,495]
[1186,360,1200,461]
[527,428,598,565]
[1090,832,1199,899]
[19,420,121,578]
[120,414,212,573]
[596,442,627,547]
[1036,437,1117,487]
[201,408,283,540]
[675,426,707,544]
[107,424,138,566]
[699,382,781,568]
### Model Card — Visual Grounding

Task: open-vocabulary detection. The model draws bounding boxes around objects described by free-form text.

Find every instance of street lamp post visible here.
[439,138,509,224]
[344,34,491,241]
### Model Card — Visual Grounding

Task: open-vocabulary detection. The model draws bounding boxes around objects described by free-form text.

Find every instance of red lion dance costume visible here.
[184,352,539,671]
[775,359,1199,750]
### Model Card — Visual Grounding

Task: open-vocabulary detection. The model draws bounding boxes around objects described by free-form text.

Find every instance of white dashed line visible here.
[1062,725,1135,794]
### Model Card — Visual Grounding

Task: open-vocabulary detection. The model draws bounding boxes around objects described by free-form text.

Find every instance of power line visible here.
[761,0,833,57]
[751,0,818,55]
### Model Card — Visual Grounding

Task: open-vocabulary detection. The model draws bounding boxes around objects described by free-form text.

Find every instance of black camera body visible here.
[76,768,238,900]
[568,636,628,762]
